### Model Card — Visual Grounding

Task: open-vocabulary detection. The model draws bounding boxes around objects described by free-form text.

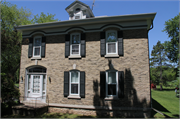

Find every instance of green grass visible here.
[152,85,179,118]
[15,83,19,87]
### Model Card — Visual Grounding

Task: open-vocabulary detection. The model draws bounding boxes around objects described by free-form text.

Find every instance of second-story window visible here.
[33,36,42,57]
[70,33,81,55]
[106,30,118,55]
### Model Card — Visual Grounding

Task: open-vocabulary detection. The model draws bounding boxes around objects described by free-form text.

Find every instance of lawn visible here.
[151,85,179,118]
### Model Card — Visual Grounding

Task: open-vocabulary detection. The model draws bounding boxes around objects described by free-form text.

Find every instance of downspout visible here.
[147,20,153,109]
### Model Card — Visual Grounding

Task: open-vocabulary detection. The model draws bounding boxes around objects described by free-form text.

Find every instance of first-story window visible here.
[33,36,42,57]
[106,71,118,97]
[70,71,80,95]
[64,71,85,98]
[70,33,81,55]
[106,30,118,54]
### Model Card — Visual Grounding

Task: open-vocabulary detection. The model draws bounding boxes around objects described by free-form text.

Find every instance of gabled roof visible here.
[65,0,90,10]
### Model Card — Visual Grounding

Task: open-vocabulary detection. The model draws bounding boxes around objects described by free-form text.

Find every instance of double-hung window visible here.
[70,71,80,95]
[70,33,81,56]
[33,36,42,57]
[106,71,118,97]
[106,30,118,55]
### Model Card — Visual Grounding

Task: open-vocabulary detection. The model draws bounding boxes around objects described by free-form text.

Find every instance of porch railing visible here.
[19,95,49,109]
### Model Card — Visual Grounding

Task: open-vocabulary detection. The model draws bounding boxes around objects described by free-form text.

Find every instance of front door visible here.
[31,75,43,98]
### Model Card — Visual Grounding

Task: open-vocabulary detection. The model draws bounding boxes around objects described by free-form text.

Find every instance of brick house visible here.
[16,1,156,117]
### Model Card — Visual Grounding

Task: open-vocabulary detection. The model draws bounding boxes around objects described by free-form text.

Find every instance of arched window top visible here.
[27,66,46,73]
[75,8,80,13]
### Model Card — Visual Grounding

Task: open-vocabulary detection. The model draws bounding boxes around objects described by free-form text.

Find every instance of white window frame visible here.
[106,70,118,97]
[70,33,81,56]
[73,9,82,20]
[106,30,118,55]
[33,36,42,57]
[69,71,80,96]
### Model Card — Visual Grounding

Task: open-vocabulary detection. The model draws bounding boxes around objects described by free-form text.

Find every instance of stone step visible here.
[12,104,48,117]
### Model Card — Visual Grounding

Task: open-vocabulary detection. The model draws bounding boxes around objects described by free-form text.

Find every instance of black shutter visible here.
[118,71,124,98]
[41,37,46,58]
[28,38,33,58]
[65,34,70,58]
[81,40,86,57]
[80,71,85,98]
[81,33,86,40]
[81,33,86,57]
[118,31,123,56]
[100,71,106,98]
[64,71,69,97]
[100,32,106,56]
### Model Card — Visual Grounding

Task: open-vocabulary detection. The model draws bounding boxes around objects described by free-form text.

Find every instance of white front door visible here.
[31,75,43,98]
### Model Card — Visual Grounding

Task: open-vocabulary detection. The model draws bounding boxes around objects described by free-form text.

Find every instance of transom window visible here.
[70,33,81,55]
[33,36,42,57]
[106,71,118,97]
[70,71,80,95]
[106,30,118,54]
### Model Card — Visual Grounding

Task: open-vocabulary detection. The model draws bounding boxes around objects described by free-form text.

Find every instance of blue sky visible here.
[8,0,179,57]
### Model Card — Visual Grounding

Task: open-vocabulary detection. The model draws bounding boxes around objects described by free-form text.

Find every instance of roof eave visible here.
[16,12,156,31]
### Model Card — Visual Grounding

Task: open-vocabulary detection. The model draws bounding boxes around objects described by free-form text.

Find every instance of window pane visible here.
[43,75,46,91]
[34,38,41,46]
[108,84,116,95]
[108,72,116,83]
[72,35,80,44]
[34,47,40,56]
[28,75,31,90]
[71,71,78,83]
[107,32,116,42]
[108,43,116,53]
[75,16,80,19]
[72,45,79,54]
[71,84,78,94]
[29,68,46,73]
[33,76,40,93]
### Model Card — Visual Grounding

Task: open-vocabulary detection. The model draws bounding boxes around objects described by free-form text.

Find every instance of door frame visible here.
[25,66,47,103]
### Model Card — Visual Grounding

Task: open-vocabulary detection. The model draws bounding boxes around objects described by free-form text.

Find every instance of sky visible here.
[7,0,179,57]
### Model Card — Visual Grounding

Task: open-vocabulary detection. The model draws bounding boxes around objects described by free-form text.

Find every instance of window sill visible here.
[68,55,81,59]
[104,97,119,100]
[105,54,119,58]
[31,57,41,60]
[67,95,81,99]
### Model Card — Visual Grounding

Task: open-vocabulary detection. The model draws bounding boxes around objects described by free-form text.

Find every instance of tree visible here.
[150,41,168,90]
[1,1,59,114]
[31,12,59,24]
[163,14,179,66]
[1,1,33,92]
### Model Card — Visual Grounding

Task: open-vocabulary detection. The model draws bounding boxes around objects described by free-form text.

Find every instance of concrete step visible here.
[12,104,48,117]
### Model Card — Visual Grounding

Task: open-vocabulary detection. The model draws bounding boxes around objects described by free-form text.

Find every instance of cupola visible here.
[65,0,94,20]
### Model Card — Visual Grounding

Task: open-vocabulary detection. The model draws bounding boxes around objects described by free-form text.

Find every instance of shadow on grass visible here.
[172,114,180,118]
[152,98,170,112]
[151,98,172,118]
[155,89,175,91]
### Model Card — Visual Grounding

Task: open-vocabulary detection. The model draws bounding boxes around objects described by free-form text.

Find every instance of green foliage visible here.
[163,14,179,65]
[1,1,59,116]
[150,66,176,86]
[150,41,169,89]
[31,12,59,24]
[150,40,168,66]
